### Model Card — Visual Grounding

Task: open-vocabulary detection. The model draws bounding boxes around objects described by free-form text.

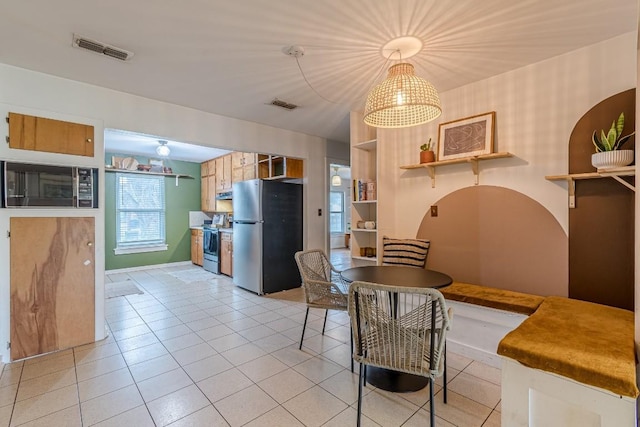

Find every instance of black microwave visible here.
[1,161,98,208]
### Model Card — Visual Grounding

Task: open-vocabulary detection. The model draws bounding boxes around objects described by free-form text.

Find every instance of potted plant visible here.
[420,138,435,164]
[591,112,635,169]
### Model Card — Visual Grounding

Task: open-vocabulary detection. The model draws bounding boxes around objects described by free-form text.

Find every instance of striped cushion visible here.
[382,237,430,268]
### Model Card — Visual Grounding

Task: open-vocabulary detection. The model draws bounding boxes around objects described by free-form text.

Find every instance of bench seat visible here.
[441,281,545,315]
[497,296,638,398]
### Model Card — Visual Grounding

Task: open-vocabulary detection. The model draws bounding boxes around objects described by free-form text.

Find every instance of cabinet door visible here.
[207,160,216,176]
[232,152,244,169]
[232,167,244,183]
[201,177,209,210]
[215,157,225,192]
[191,231,198,264]
[10,217,95,360]
[8,112,94,157]
[222,155,232,190]
[191,230,204,266]
[220,234,232,276]
[201,161,209,177]
[207,175,216,211]
[196,232,204,266]
[243,164,257,181]
[243,153,257,166]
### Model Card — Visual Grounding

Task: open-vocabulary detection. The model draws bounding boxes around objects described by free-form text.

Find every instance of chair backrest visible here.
[348,281,451,378]
[294,249,332,283]
[382,237,430,268]
[295,249,348,309]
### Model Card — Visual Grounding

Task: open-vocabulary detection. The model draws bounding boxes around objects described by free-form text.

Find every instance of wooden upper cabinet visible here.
[232,152,245,169]
[201,161,209,177]
[216,155,232,192]
[8,112,94,157]
[232,152,258,183]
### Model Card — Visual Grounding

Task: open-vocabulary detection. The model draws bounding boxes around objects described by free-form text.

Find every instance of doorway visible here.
[328,163,351,270]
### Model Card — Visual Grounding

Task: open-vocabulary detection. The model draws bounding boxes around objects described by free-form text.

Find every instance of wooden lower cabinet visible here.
[10,217,95,360]
[220,232,233,277]
[191,229,203,266]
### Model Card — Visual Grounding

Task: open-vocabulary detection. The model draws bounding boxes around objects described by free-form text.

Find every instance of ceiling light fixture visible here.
[331,167,342,186]
[363,37,442,128]
[156,140,170,157]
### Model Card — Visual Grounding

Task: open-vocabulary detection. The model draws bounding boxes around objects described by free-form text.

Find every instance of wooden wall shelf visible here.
[353,139,377,151]
[400,152,514,187]
[105,168,194,186]
[545,165,635,208]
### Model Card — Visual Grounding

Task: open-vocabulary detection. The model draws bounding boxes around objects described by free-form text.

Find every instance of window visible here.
[115,173,167,254]
[329,191,344,233]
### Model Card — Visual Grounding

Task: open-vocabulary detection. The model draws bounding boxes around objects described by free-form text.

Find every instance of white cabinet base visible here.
[445,300,527,368]
[501,358,636,427]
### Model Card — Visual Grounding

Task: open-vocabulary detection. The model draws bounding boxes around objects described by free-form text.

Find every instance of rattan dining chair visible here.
[294,249,353,372]
[381,236,450,402]
[349,281,452,427]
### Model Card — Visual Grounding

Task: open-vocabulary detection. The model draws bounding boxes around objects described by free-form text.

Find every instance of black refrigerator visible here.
[232,179,303,294]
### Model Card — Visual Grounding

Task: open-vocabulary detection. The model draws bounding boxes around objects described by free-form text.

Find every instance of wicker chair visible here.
[349,281,452,427]
[294,249,353,371]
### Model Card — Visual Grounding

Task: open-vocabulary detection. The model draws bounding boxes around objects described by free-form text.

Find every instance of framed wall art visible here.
[438,111,495,161]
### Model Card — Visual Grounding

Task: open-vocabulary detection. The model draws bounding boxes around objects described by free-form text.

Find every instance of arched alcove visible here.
[416,185,567,296]
[568,88,635,310]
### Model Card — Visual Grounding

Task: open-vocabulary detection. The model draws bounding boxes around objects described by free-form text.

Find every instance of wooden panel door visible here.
[207,175,216,211]
[10,217,95,360]
[191,229,203,266]
[201,176,209,210]
[8,112,95,157]
[223,155,232,190]
[220,232,232,276]
[232,152,244,169]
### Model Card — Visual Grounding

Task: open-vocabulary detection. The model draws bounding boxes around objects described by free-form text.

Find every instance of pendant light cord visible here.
[291,48,399,104]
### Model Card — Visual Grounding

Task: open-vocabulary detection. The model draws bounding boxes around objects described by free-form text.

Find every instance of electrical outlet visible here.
[430,205,438,217]
[318,208,322,216]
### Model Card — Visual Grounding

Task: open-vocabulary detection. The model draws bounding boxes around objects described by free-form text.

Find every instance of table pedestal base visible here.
[366,367,429,392]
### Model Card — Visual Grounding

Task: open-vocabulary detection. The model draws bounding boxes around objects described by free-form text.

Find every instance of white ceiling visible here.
[1,0,637,158]
[104,129,231,163]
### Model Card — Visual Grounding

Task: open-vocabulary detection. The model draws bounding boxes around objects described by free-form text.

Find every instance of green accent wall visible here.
[105,153,201,270]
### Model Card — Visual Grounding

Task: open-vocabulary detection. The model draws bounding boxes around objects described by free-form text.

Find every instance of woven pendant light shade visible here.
[363,63,442,128]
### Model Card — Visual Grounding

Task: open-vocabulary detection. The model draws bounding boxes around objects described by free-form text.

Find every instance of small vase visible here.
[420,150,435,164]
[591,150,634,169]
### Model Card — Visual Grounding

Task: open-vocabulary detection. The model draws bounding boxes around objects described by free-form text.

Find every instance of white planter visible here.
[591,150,634,169]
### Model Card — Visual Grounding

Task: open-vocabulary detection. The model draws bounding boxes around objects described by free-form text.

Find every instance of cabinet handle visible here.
[86,138,92,143]
[87,242,93,247]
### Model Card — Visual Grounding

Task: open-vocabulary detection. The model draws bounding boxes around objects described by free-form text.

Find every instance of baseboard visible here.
[447,340,503,368]
[106,261,192,275]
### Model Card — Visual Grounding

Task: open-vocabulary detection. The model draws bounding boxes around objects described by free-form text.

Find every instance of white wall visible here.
[0,63,328,362]
[383,32,636,239]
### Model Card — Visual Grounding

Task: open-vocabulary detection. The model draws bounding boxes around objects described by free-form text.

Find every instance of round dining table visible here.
[340,265,453,393]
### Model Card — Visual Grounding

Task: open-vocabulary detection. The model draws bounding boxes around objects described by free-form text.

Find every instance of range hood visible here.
[216,191,232,200]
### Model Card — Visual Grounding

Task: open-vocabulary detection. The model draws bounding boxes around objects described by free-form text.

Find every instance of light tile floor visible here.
[0,262,501,426]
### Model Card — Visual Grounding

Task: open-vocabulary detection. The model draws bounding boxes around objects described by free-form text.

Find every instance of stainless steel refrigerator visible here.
[232,179,303,294]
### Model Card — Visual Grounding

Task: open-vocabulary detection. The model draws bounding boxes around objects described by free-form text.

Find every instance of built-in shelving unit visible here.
[350,112,379,265]
[545,165,635,208]
[400,152,514,187]
[257,154,304,180]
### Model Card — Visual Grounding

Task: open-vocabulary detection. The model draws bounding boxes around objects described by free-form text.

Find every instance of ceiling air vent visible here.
[270,98,298,110]
[72,34,134,61]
